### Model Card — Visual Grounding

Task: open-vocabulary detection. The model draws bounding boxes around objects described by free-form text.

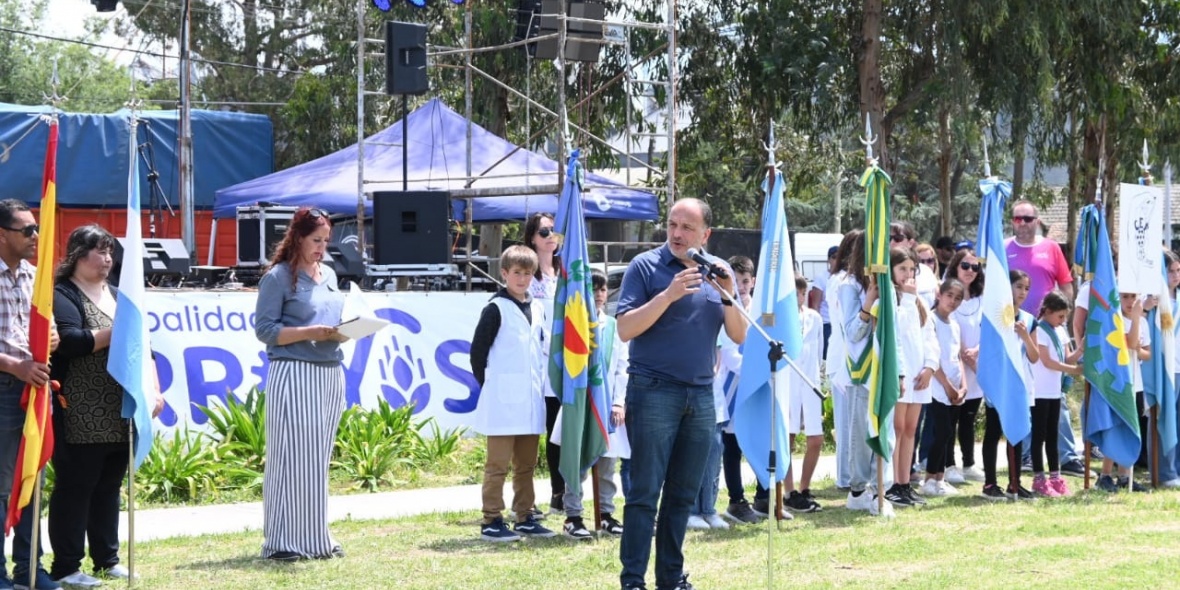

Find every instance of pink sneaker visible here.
[1049,476,1070,496]
[1032,476,1061,497]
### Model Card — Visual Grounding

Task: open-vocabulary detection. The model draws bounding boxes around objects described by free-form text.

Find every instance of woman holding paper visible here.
[254,207,348,561]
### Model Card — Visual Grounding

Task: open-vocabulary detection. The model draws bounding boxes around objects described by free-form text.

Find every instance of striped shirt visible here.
[0,257,34,365]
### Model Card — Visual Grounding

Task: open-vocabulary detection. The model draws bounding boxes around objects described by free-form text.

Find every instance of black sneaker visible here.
[1021,458,1034,473]
[548,494,565,516]
[480,517,521,542]
[673,574,695,589]
[884,484,914,507]
[266,551,303,562]
[981,484,1008,501]
[786,490,822,512]
[1095,475,1119,493]
[1059,459,1088,477]
[724,499,764,523]
[514,515,557,537]
[599,513,624,536]
[1090,447,1105,461]
[751,497,770,516]
[1006,484,1036,501]
[622,584,647,590]
[1117,476,1151,493]
[562,516,594,540]
[902,485,927,505]
[799,489,823,512]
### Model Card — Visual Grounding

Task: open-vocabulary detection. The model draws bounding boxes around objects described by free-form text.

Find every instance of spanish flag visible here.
[5,119,58,533]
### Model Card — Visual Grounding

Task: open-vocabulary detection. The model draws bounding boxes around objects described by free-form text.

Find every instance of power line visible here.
[0,25,306,76]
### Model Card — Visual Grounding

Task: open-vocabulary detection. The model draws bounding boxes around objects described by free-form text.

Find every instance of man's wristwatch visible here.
[721,298,733,307]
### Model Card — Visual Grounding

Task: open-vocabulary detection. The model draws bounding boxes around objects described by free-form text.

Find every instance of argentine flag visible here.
[975,178,1032,444]
[732,169,802,489]
[107,117,156,469]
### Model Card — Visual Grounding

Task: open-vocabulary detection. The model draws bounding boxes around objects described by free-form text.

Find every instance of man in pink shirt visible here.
[1005,200,1074,314]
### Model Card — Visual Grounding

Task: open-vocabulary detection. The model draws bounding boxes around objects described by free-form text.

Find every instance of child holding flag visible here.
[1095,293,1152,492]
[1030,291,1082,497]
[922,279,968,497]
[1159,251,1180,488]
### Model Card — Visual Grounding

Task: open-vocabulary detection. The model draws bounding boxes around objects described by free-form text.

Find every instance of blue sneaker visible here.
[13,569,60,590]
[480,517,521,543]
[513,515,557,538]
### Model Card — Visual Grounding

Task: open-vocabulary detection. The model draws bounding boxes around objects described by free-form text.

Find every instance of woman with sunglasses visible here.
[936,248,986,486]
[523,212,565,514]
[254,207,349,561]
[915,242,939,278]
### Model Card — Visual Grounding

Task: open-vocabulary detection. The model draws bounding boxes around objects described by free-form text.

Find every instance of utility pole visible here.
[178,0,195,261]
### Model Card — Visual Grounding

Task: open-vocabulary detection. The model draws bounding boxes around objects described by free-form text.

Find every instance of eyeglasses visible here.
[305,208,330,219]
[537,227,553,238]
[1012,215,1038,224]
[959,261,981,273]
[1,224,38,238]
[890,235,906,243]
[919,257,936,265]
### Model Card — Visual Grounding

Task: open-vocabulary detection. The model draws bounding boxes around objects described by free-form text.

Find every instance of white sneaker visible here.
[939,480,959,495]
[1162,478,1180,489]
[920,479,944,496]
[846,491,874,512]
[55,571,102,587]
[686,515,710,530]
[703,514,730,529]
[945,466,966,484]
[867,495,896,518]
[961,465,985,482]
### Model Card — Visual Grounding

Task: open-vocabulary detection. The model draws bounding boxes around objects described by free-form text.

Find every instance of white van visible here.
[794,232,844,281]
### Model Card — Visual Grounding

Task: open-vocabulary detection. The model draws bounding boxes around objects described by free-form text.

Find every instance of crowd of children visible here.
[470,226,1180,543]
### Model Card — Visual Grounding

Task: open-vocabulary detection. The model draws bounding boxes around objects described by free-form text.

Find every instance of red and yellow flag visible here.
[6,120,58,533]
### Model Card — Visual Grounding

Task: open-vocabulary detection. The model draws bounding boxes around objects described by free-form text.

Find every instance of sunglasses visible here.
[2,224,38,238]
[890,235,906,242]
[1012,215,1038,224]
[919,257,936,265]
[537,227,554,238]
[959,261,981,273]
[306,208,330,219]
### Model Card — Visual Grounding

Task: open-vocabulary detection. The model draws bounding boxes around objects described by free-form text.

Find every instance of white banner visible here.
[144,291,490,434]
[1118,183,1165,294]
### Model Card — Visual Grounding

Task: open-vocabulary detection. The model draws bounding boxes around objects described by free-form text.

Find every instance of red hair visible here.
[267,207,332,290]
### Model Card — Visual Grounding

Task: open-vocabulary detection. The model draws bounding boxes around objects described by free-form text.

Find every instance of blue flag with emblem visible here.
[1144,252,1177,456]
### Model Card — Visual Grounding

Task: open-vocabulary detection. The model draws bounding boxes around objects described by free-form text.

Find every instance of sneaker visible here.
[903,485,927,505]
[515,515,558,537]
[686,515,710,530]
[1006,484,1036,501]
[599,513,624,535]
[1095,474,1119,493]
[1059,459,1088,477]
[884,485,914,508]
[562,516,594,540]
[703,514,730,529]
[265,551,303,562]
[621,583,647,590]
[673,574,695,590]
[1162,478,1180,489]
[95,564,132,579]
[1090,447,1105,461]
[480,517,521,542]
[1020,458,1034,473]
[13,570,60,590]
[846,490,874,511]
[724,499,764,523]
[548,494,564,516]
[961,465,985,482]
[920,478,944,497]
[52,571,100,588]
[945,466,966,484]
[786,490,822,513]
[751,497,770,516]
[981,483,1007,501]
[1116,476,1150,493]
[868,495,895,518]
[1049,476,1070,496]
[1032,476,1060,497]
[938,480,959,495]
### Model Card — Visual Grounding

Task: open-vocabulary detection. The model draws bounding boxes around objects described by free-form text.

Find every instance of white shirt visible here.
[954,296,984,400]
[788,307,823,396]
[915,263,939,310]
[897,293,939,398]
[1123,312,1150,394]
[825,271,849,382]
[931,313,963,405]
[1032,322,1069,400]
[811,269,831,323]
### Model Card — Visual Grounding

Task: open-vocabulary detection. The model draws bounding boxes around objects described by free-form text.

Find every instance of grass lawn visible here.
[125,480,1180,589]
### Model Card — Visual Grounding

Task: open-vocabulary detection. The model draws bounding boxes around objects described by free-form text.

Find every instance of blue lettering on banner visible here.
[436,339,479,414]
[147,306,256,334]
[152,352,179,427]
[184,346,244,424]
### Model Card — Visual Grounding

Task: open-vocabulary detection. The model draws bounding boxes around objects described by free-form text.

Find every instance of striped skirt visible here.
[261,359,345,559]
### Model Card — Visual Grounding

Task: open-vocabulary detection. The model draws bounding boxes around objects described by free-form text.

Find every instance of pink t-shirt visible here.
[1005,237,1073,315]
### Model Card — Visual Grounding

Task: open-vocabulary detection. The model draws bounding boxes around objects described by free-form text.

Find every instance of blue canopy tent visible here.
[213,98,659,222]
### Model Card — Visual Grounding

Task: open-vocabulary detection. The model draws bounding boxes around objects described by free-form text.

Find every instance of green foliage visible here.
[137,430,219,503]
[333,403,415,492]
[197,389,267,492]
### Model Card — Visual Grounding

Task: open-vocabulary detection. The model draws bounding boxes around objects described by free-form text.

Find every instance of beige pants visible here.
[482,435,540,523]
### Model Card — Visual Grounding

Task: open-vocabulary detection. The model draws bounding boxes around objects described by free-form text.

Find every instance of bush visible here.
[137,430,219,503]
[333,403,413,491]
[198,388,266,492]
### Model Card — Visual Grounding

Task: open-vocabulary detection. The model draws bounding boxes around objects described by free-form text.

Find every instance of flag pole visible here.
[126,74,143,589]
[1141,143,1161,490]
[590,464,601,532]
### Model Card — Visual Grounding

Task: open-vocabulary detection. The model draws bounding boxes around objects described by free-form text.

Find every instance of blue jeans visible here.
[847,384,892,493]
[0,373,46,580]
[832,384,851,488]
[1021,402,1080,464]
[690,425,723,517]
[619,375,714,590]
[619,459,632,500]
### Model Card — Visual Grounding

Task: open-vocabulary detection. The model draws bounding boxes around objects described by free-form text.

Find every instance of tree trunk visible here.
[859,0,886,170]
[1011,120,1027,199]
[938,107,953,237]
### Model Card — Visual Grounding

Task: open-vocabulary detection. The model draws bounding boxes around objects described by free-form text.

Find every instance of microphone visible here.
[685,248,729,279]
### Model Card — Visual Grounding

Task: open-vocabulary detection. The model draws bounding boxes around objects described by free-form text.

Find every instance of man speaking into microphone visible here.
[616,198,747,590]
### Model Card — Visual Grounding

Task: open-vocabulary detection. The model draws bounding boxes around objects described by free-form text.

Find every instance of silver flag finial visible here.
[859,113,877,166]
[982,134,992,179]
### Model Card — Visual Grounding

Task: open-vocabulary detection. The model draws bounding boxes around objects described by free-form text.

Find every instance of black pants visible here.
[48,440,129,579]
[721,432,745,503]
[982,405,1023,487]
[953,398,982,468]
[1031,398,1062,474]
[544,396,565,498]
[925,400,960,477]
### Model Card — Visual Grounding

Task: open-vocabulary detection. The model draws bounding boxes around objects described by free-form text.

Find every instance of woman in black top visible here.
[48,224,162,585]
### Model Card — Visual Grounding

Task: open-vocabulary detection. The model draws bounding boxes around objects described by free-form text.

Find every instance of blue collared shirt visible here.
[254,262,345,364]
[616,244,726,386]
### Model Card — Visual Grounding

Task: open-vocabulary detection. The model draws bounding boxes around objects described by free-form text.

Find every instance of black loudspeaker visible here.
[111,238,191,286]
[514,0,543,56]
[535,1,604,62]
[372,191,452,266]
[385,21,428,96]
[323,241,366,282]
[236,206,297,267]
